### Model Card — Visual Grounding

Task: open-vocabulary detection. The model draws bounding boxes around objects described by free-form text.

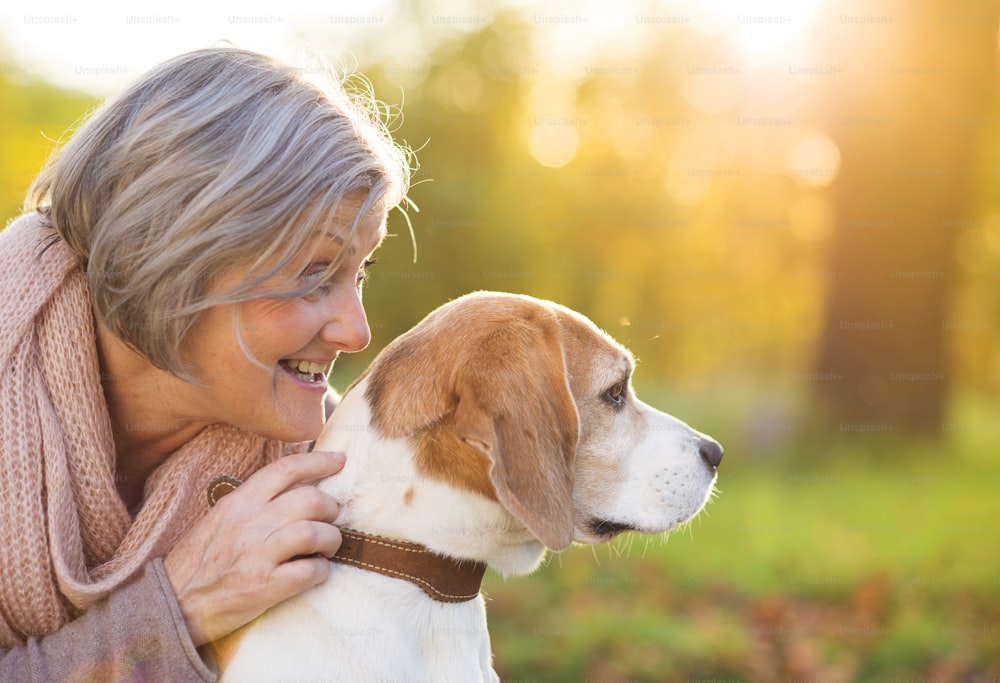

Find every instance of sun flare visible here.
[693,0,825,61]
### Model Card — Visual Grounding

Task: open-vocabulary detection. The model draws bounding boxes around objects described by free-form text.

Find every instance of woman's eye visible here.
[300,266,332,301]
[603,381,626,407]
[300,257,377,299]
[356,258,378,287]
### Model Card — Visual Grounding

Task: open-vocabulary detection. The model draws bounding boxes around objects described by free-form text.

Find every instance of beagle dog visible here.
[215,291,722,682]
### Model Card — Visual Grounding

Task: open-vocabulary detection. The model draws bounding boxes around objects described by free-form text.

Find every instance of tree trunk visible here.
[815,0,998,433]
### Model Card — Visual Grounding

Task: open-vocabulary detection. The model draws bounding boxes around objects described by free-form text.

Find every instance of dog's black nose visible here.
[698,438,724,469]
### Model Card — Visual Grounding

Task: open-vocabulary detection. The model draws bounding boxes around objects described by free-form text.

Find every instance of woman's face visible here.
[179,191,386,443]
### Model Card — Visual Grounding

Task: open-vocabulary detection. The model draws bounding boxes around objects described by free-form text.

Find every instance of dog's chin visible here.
[577,519,638,543]
[577,506,711,544]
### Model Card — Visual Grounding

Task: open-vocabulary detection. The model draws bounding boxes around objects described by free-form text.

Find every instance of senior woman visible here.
[0,47,410,681]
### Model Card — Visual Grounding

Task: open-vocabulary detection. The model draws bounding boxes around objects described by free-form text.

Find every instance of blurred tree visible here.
[0,65,93,221]
[814,0,998,433]
[344,7,827,394]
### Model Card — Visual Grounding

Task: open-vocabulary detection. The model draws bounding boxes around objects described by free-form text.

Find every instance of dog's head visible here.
[350,291,721,554]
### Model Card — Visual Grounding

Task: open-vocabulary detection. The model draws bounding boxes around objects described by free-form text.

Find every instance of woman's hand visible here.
[164,450,345,647]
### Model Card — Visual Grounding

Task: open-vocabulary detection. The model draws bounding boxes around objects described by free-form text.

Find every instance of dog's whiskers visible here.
[589,543,603,566]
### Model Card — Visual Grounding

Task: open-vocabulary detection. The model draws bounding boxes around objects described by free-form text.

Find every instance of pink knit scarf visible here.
[0,213,292,646]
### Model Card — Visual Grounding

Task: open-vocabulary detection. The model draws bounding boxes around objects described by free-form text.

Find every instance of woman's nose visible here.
[319,290,371,352]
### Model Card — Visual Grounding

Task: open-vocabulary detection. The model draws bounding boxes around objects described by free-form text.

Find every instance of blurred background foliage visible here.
[2,0,999,680]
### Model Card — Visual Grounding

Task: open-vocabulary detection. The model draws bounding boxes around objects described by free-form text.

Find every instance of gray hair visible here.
[27,47,412,377]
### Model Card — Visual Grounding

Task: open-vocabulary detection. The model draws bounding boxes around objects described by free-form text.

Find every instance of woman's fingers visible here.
[248,460,344,562]
[164,450,348,646]
[264,519,343,564]
[266,556,333,601]
[236,450,346,503]
[266,483,341,526]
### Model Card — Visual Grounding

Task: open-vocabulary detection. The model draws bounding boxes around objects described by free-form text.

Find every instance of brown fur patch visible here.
[403,486,415,506]
[413,416,498,501]
[363,326,454,441]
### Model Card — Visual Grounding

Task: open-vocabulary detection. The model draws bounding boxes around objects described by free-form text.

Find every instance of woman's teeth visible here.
[286,359,325,375]
[283,359,326,383]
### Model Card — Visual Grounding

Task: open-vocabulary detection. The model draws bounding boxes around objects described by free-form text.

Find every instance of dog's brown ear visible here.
[452,310,579,551]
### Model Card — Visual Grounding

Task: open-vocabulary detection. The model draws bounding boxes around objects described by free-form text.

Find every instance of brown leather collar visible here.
[207,476,485,603]
[331,528,487,603]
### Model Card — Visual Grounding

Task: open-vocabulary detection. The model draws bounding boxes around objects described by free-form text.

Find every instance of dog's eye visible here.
[603,381,626,407]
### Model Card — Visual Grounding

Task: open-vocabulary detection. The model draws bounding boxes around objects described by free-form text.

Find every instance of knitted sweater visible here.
[0,213,302,679]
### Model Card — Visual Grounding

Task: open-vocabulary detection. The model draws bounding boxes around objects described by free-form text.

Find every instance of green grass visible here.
[481,394,1000,682]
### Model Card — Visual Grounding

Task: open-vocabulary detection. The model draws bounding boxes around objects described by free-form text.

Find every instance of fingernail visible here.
[331,452,347,467]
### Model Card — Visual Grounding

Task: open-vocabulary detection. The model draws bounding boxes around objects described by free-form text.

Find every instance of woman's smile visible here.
[278,358,337,390]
